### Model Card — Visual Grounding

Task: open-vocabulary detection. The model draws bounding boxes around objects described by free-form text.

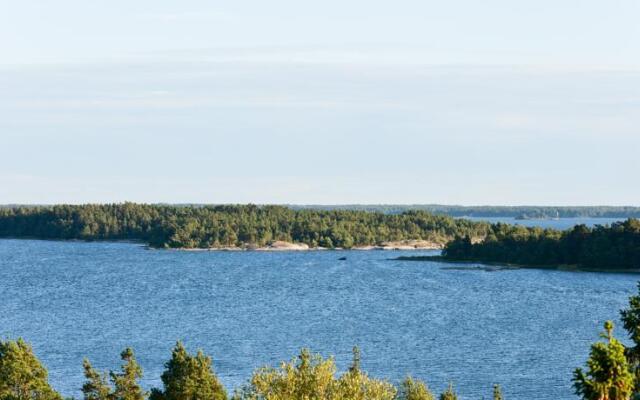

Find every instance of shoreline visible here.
[169,240,445,252]
[0,237,443,251]
[395,255,640,274]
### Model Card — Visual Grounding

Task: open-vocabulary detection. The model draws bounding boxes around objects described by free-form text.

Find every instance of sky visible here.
[1,0,639,205]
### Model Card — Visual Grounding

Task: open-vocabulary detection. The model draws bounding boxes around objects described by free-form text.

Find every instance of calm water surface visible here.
[0,231,635,399]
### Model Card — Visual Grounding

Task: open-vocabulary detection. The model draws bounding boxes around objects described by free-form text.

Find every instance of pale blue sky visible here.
[1,0,639,204]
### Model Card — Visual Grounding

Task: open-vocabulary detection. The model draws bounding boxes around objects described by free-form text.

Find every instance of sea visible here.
[0,217,633,399]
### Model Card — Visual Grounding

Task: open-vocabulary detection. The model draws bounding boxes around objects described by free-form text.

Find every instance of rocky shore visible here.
[174,239,444,251]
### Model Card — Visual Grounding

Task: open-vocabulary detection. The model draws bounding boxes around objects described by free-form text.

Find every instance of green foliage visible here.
[573,321,634,400]
[397,376,434,400]
[621,282,640,356]
[232,348,396,400]
[151,342,227,400]
[82,348,145,400]
[335,347,396,400]
[82,359,110,400]
[110,348,145,400]
[0,339,518,400]
[620,283,640,395]
[0,338,62,400]
[443,219,640,270]
[438,383,457,400]
[233,348,337,399]
[0,204,489,249]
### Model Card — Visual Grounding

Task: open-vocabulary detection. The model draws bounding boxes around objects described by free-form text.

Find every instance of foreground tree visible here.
[573,321,634,400]
[438,383,457,400]
[0,338,62,400]
[621,282,640,394]
[335,347,396,400]
[397,376,434,400]
[232,347,397,400]
[110,348,145,400]
[150,342,227,400]
[82,348,145,400]
[82,359,111,400]
[233,348,336,399]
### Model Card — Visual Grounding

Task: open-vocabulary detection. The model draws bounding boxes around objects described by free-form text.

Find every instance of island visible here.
[419,219,640,271]
[0,203,489,250]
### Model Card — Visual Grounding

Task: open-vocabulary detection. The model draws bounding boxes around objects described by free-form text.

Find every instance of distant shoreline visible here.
[395,255,640,274]
[166,240,444,252]
[0,237,444,251]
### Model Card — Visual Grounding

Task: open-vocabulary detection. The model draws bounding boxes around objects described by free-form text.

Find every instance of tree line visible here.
[291,205,640,218]
[442,219,640,270]
[0,204,490,249]
[0,339,501,400]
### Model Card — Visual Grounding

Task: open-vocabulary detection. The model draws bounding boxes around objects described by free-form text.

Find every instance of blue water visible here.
[0,236,636,399]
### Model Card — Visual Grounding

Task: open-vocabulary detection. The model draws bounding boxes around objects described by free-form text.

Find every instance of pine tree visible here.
[398,376,435,400]
[574,321,634,400]
[110,348,146,400]
[152,342,227,400]
[0,338,62,400]
[337,347,396,400]
[439,383,457,400]
[82,358,111,400]
[349,346,361,374]
[621,282,640,394]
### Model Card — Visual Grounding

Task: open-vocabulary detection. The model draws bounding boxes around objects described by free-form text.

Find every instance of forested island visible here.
[2,204,638,267]
[8,204,639,218]
[0,204,489,249]
[291,205,640,218]
[439,219,640,270]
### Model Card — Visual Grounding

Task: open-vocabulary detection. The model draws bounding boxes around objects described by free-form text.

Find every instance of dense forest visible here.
[0,204,490,249]
[7,284,640,400]
[442,219,640,270]
[291,205,640,218]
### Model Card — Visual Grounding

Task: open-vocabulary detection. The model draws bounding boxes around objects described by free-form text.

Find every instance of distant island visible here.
[2,204,638,265]
[0,204,489,250]
[8,204,638,219]
[290,205,640,218]
[433,219,640,271]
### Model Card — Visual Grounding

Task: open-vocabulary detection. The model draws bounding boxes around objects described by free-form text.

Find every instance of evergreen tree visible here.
[239,348,337,399]
[349,346,361,374]
[439,383,457,400]
[82,359,111,400]
[621,281,640,392]
[398,376,435,400]
[0,338,62,400]
[336,347,396,400]
[110,348,145,400]
[233,347,395,400]
[152,342,226,400]
[574,321,634,400]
